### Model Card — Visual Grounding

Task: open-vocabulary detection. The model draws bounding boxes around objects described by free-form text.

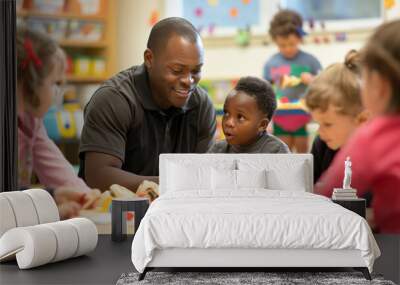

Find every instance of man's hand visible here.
[136,180,159,202]
[85,152,159,192]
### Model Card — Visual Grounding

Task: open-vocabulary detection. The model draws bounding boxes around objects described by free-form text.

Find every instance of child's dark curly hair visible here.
[269,9,303,39]
[234,76,277,121]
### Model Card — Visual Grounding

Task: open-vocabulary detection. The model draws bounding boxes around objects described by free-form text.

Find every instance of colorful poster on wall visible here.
[282,0,381,20]
[183,0,260,30]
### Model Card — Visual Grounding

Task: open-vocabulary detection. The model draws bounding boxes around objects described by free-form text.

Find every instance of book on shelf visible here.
[332,196,359,200]
[333,188,357,193]
[332,188,358,200]
[333,193,357,197]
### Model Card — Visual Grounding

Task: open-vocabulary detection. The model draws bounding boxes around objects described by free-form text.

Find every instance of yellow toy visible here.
[91,181,160,214]
[110,184,136,198]
[281,75,302,89]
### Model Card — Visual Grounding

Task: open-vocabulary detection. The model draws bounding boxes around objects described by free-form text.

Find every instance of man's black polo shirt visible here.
[78,64,216,178]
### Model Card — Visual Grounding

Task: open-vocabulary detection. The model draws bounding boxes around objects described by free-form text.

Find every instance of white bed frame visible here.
[148,248,366,268]
[139,154,371,280]
[142,237,370,280]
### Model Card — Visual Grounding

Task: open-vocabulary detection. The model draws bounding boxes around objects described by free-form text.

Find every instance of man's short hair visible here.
[147,17,201,54]
[234,76,277,121]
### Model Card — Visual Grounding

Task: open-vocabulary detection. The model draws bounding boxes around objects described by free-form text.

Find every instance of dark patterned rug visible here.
[116,271,396,285]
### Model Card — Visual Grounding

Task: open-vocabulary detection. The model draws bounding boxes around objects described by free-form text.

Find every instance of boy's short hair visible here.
[234,76,277,121]
[269,9,303,39]
[305,50,363,116]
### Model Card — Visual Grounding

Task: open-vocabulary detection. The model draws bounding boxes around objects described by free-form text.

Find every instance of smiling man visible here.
[79,17,216,192]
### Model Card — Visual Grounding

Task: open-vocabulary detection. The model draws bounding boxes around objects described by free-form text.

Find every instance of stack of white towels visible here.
[0,189,98,269]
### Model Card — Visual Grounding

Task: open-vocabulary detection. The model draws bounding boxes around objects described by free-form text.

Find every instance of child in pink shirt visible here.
[17,26,99,219]
[315,20,400,233]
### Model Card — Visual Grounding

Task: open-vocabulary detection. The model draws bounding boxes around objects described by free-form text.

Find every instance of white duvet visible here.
[131,190,380,273]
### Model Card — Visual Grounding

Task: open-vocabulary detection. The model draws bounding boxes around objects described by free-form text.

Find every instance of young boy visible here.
[263,9,322,153]
[305,50,368,183]
[208,77,289,153]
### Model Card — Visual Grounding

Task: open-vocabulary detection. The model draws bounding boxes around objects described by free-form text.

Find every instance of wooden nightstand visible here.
[332,198,366,218]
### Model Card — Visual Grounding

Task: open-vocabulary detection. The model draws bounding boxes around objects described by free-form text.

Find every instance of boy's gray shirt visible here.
[208,133,290,154]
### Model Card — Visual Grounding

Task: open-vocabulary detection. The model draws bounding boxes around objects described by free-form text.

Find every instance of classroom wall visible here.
[115,0,399,79]
[116,0,163,70]
[201,42,363,79]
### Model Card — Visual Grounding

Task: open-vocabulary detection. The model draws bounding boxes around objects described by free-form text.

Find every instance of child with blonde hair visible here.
[305,50,369,182]
[17,25,100,219]
[315,20,400,233]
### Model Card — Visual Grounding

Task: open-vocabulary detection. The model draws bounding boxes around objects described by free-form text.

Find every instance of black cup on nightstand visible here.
[111,197,150,242]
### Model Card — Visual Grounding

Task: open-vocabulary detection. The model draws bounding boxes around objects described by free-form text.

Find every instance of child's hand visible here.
[54,187,101,210]
[81,189,102,209]
[280,75,302,88]
[54,187,86,205]
[57,201,81,220]
[300,72,314,85]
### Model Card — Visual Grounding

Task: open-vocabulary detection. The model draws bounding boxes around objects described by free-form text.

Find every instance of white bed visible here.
[131,154,380,280]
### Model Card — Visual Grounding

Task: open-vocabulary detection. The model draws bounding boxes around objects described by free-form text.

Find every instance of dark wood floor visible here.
[0,234,398,285]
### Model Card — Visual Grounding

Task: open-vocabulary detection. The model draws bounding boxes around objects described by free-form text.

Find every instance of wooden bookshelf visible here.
[17,10,106,21]
[59,40,107,48]
[17,0,116,84]
[66,75,108,83]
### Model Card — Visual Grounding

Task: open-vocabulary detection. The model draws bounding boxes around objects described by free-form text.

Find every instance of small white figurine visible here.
[343,156,352,189]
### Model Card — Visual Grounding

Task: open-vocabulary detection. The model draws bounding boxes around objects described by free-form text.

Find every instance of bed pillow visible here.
[236,169,267,189]
[211,168,237,190]
[237,158,310,192]
[167,162,212,192]
[211,169,268,190]
[266,167,306,191]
